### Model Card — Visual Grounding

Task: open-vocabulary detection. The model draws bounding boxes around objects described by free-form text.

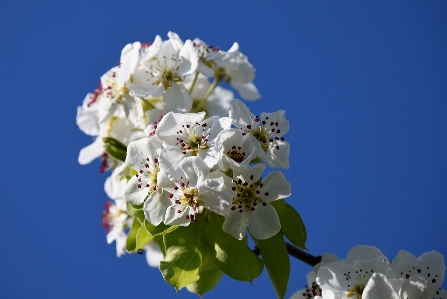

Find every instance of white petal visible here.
[197,61,214,77]
[207,87,234,117]
[233,163,265,184]
[180,156,209,187]
[97,99,117,124]
[76,104,99,136]
[230,82,260,100]
[122,94,143,127]
[143,191,171,226]
[167,31,184,51]
[165,205,190,226]
[347,245,386,264]
[177,40,199,78]
[247,203,280,239]
[229,99,258,131]
[317,264,355,292]
[222,209,248,240]
[259,171,291,203]
[125,137,161,170]
[363,273,399,299]
[260,139,290,169]
[163,83,193,113]
[78,137,104,165]
[399,275,430,299]
[145,241,164,268]
[159,147,186,180]
[197,178,233,216]
[416,251,445,290]
[261,110,289,136]
[116,41,141,87]
[123,176,148,205]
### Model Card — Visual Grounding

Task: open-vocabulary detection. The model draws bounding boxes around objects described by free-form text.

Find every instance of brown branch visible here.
[253,242,322,267]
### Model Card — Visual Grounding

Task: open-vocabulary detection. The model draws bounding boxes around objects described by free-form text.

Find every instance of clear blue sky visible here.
[1,1,446,298]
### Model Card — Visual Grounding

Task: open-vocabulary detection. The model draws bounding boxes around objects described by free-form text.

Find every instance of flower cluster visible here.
[77,32,301,297]
[291,246,446,299]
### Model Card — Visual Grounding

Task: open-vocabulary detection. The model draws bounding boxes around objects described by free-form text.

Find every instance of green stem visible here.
[188,72,199,95]
[192,77,221,113]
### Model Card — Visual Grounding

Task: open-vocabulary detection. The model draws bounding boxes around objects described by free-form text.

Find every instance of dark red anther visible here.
[247,125,251,129]
[262,202,267,206]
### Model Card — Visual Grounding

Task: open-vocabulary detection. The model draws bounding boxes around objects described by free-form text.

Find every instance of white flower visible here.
[104,163,128,200]
[389,250,446,299]
[230,99,290,169]
[127,33,198,113]
[101,199,131,257]
[316,246,393,299]
[290,253,340,299]
[222,163,291,240]
[163,156,234,226]
[76,89,102,136]
[196,40,260,100]
[98,62,143,127]
[123,136,171,226]
[156,111,232,171]
[215,129,263,172]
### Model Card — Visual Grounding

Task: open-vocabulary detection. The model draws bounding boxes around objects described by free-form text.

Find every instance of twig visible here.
[253,242,322,267]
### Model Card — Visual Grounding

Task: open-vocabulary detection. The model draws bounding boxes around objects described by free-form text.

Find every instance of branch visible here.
[253,242,322,267]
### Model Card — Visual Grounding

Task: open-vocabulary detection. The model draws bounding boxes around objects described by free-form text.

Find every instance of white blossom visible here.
[215,128,263,172]
[222,163,291,239]
[163,156,234,226]
[123,137,171,226]
[101,199,131,257]
[230,99,290,169]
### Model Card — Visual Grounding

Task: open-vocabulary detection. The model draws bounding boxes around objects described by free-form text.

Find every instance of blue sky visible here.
[1,1,446,298]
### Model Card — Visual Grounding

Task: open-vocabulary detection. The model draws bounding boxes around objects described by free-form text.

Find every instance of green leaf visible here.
[125,218,153,253]
[103,137,127,162]
[126,202,145,222]
[271,199,307,249]
[144,219,178,236]
[253,232,290,299]
[201,212,264,282]
[186,263,223,296]
[186,239,223,296]
[161,224,203,290]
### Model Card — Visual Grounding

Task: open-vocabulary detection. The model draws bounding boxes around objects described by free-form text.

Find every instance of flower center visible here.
[344,269,373,299]
[226,145,246,163]
[176,123,210,156]
[136,158,160,192]
[346,284,365,298]
[249,127,270,152]
[231,182,266,213]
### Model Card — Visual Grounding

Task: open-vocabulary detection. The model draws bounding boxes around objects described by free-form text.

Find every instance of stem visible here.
[188,72,199,95]
[192,77,221,113]
[253,242,322,267]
